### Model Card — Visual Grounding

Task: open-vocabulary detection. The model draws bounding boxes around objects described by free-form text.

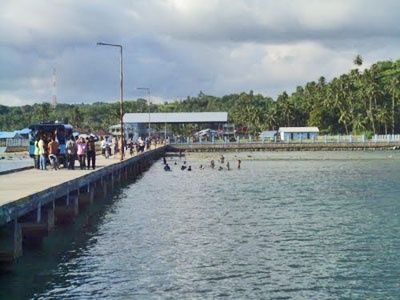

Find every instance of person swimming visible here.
[210,160,215,169]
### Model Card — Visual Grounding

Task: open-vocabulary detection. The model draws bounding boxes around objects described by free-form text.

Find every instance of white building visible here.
[279,127,319,141]
[110,112,228,141]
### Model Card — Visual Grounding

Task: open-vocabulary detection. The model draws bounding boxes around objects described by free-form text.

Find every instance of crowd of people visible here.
[33,134,163,171]
[33,134,99,171]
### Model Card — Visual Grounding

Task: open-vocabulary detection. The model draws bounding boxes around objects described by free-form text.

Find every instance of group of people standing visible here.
[34,135,59,170]
[100,136,121,158]
[33,134,97,171]
[66,135,97,170]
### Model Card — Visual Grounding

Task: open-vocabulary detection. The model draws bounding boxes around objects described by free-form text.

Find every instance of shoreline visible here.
[168,141,400,153]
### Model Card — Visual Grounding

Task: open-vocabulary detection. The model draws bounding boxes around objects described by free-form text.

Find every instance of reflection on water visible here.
[1,151,400,299]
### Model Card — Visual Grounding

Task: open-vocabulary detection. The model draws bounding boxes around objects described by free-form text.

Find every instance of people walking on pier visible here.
[138,137,145,152]
[86,135,97,170]
[76,137,87,170]
[226,161,230,171]
[66,136,76,170]
[101,137,109,158]
[38,136,47,170]
[145,137,151,151]
[127,138,134,156]
[237,159,241,169]
[48,136,59,170]
[111,137,117,158]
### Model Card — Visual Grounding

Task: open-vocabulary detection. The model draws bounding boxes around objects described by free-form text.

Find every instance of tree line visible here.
[1,56,400,137]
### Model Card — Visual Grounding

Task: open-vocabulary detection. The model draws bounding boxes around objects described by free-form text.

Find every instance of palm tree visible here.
[277,92,293,127]
[388,77,399,134]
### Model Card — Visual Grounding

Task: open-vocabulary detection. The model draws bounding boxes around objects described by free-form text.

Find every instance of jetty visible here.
[0,147,165,262]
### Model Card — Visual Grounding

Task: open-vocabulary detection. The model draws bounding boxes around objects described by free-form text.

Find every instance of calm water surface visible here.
[0,154,32,172]
[1,151,400,299]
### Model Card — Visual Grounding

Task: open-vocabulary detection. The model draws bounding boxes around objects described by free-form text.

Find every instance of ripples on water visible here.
[1,151,400,299]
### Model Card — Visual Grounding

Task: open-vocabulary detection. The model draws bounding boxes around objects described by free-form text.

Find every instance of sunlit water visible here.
[0,155,32,172]
[1,151,400,299]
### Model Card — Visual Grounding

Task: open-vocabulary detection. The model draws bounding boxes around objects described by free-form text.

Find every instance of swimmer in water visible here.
[210,160,215,169]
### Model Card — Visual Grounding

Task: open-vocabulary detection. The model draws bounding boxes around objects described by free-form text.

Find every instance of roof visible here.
[123,112,228,123]
[279,127,319,133]
[15,128,30,135]
[0,132,22,139]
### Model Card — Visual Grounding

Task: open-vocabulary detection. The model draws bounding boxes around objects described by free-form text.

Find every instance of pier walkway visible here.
[0,154,125,206]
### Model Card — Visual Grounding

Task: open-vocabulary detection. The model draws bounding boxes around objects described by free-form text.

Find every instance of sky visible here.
[1,0,400,107]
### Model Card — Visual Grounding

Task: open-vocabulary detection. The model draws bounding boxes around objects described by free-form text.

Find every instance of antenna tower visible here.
[51,68,57,108]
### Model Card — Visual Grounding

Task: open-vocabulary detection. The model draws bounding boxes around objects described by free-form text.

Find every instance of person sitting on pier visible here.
[164,164,171,171]
[187,166,192,171]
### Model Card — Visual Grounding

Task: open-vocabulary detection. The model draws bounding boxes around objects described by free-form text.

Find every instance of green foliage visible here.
[2,58,400,135]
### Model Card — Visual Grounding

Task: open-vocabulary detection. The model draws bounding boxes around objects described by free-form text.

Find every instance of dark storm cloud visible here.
[1,0,400,105]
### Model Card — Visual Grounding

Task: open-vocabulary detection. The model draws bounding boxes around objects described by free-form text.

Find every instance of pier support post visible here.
[0,220,22,262]
[103,178,107,197]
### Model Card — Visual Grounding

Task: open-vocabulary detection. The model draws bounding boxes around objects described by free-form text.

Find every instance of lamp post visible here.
[97,42,124,160]
[137,87,151,138]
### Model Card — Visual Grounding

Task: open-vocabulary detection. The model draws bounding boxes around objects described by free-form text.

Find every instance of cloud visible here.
[1,0,400,106]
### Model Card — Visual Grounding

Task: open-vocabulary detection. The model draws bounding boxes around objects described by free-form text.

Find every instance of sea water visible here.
[1,151,399,299]
[0,154,32,172]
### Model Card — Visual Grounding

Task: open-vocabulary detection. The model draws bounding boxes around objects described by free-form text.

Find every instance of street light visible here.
[137,87,151,138]
[96,42,124,161]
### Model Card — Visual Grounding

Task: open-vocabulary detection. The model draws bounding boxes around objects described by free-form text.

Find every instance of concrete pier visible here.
[0,147,165,262]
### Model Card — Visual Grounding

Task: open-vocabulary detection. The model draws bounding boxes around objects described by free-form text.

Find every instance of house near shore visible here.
[278,127,319,141]
[0,131,29,152]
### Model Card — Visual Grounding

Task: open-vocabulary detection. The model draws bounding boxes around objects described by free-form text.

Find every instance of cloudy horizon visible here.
[1,0,400,106]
